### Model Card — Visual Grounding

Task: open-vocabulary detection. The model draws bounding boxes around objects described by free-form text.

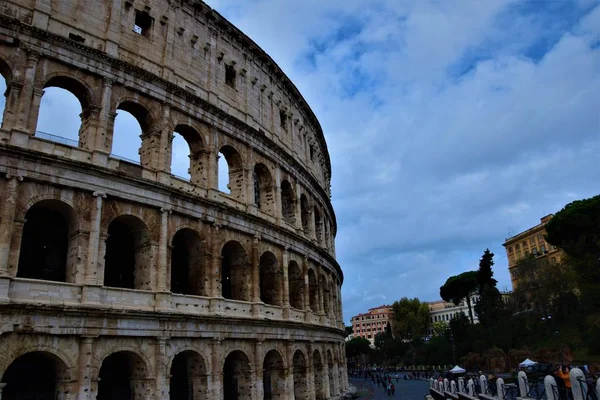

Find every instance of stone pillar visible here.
[0,174,22,275]
[254,340,264,400]
[274,166,282,224]
[307,343,315,400]
[323,354,331,400]
[91,77,114,154]
[284,341,294,400]
[209,224,221,298]
[95,233,109,285]
[317,268,324,314]
[294,184,302,231]
[303,257,310,315]
[207,126,219,194]
[210,339,222,400]
[1,80,23,131]
[155,337,168,400]
[77,337,94,400]
[309,210,317,241]
[84,192,106,285]
[104,0,122,56]
[26,87,44,133]
[157,207,171,292]
[251,235,261,304]
[15,51,40,132]
[282,247,290,313]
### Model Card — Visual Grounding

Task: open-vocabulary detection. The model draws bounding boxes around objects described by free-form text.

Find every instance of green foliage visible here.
[477,249,497,288]
[440,271,478,323]
[391,297,430,340]
[345,337,372,359]
[432,321,448,337]
[474,249,504,327]
[344,325,353,338]
[545,194,600,259]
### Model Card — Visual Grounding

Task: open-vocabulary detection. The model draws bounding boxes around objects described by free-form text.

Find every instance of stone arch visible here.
[314,207,323,244]
[300,194,310,234]
[253,163,274,213]
[223,350,253,400]
[111,98,156,164]
[293,349,309,400]
[171,124,206,184]
[0,55,14,129]
[104,214,153,290]
[259,251,282,306]
[288,260,304,310]
[263,349,286,400]
[97,350,150,400]
[313,350,325,400]
[169,350,208,400]
[17,199,80,283]
[218,144,245,200]
[280,179,296,224]
[0,351,72,400]
[171,228,206,296]
[308,268,319,312]
[221,240,251,301]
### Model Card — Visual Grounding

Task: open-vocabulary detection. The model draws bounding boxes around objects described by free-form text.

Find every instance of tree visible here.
[474,249,503,327]
[477,249,497,290]
[432,321,448,337]
[345,337,372,359]
[344,325,353,338]
[440,271,478,324]
[391,297,430,341]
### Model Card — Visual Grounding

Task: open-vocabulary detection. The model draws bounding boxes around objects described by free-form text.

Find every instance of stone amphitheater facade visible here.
[0,0,347,399]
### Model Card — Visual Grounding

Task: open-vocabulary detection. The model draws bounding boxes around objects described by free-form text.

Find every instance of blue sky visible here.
[2,0,598,324]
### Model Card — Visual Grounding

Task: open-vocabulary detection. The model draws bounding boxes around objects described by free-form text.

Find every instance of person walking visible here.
[391,383,396,396]
[387,382,392,396]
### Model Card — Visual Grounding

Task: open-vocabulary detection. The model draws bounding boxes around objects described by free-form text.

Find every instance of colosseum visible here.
[0,0,347,399]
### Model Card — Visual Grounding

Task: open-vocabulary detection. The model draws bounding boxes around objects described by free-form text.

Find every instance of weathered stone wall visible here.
[0,0,346,398]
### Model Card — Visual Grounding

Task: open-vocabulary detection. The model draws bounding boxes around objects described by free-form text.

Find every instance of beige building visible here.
[425,297,479,336]
[503,214,563,289]
[350,305,394,345]
[0,0,348,399]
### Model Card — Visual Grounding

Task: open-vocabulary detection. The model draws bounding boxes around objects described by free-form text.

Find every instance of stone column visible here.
[77,337,94,400]
[254,340,264,400]
[1,80,22,131]
[84,192,106,285]
[251,235,261,304]
[317,267,324,314]
[282,247,290,315]
[91,77,114,154]
[323,354,331,400]
[294,184,302,231]
[303,257,310,314]
[210,339,222,400]
[26,87,44,133]
[274,166,282,224]
[284,341,294,400]
[309,209,317,241]
[0,174,22,275]
[155,337,168,400]
[15,51,40,133]
[209,224,221,298]
[307,343,315,400]
[157,207,171,292]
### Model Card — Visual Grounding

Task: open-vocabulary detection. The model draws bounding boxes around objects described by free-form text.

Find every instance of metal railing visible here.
[109,153,141,165]
[35,130,79,147]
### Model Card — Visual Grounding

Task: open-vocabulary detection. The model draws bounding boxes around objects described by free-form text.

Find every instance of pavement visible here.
[349,376,429,400]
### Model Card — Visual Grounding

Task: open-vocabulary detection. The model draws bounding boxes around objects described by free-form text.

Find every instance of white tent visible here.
[519,358,537,367]
[449,365,466,374]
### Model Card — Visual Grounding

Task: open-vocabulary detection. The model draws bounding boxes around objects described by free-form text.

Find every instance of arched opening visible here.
[321,276,330,313]
[308,269,319,312]
[313,350,325,400]
[0,59,9,127]
[171,124,205,184]
[288,261,304,310]
[293,350,309,400]
[221,241,250,301]
[223,351,252,400]
[112,101,150,164]
[17,200,77,283]
[218,145,244,199]
[169,351,208,400]
[327,350,336,396]
[97,351,147,400]
[263,350,285,400]
[259,251,282,306]
[104,215,152,290]
[171,228,206,296]
[253,163,274,213]
[1,351,70,400]
[36,76,92,147]
[280,180,296,224]
[300,194,310,234]
[314,208,323,244]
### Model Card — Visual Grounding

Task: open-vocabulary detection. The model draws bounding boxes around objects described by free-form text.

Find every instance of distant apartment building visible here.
[425,297,479,336]
[503,214,563,290]
[350,305,394,345]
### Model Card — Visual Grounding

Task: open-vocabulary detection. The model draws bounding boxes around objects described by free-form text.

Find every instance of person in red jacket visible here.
[556,366,572,400]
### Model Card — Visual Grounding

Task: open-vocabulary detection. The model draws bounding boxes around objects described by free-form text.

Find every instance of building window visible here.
[516,244,520,250]
[532,248,538,256]
[280,109,287,130]
[541,244,547,253]
[522,240,527,248]
[225,65,236,88]
[508,246,513,254]
[525,250,529,256]
[538,234,544,242]
[133,10,153,36]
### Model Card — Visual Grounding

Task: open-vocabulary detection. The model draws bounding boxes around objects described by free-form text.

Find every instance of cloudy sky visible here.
[2,0,598,324]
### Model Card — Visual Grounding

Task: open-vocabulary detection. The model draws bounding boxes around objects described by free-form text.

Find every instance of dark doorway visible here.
[18,203,70,282]
[169,353,190,400]
[171,229,205,296]
[223,351,251,400]
[104,218,135,288]
[98,351,145,400]
[2,352,62,400]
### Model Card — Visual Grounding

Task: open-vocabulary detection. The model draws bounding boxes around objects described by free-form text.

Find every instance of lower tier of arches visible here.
[0,331,348,400]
